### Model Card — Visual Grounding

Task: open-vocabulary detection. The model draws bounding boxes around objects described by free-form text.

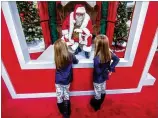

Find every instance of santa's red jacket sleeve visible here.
[81,18,93,47]
[82,19,93,36]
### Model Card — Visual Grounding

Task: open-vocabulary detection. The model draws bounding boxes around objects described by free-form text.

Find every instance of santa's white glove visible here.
[74,28,83,33]
[80,40,87,45]
[71,42,79,51]
[69,39,74,45]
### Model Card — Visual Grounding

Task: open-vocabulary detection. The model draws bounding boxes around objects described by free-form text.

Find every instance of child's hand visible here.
[109,72,112,76]
[74,28,82,33]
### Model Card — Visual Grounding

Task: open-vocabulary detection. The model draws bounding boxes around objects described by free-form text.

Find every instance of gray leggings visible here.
[55,84,70,103]
[93,81,106,100]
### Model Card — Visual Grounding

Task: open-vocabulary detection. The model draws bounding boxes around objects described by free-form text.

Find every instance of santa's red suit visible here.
[61,4,93,53]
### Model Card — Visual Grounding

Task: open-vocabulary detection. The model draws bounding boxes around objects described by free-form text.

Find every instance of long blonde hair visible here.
[94,34,111,63]
[54,39,71,69]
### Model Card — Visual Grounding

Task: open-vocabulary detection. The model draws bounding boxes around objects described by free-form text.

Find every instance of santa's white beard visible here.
[76,20,82,26]
[76,15,84,26]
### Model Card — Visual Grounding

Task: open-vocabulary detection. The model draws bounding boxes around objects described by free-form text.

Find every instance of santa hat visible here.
[73,4,86,20]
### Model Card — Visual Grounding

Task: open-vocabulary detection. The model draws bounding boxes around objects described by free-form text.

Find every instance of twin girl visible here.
[54,34,120,118]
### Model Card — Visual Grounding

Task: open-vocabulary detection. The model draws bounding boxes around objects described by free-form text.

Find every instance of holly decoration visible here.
[16,1,43,43]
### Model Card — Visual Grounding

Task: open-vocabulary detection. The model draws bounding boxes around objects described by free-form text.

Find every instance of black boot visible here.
[85,52,90,58]
[63,100,71,118]
[74,48,79,55]
[90,97,102,111]
[78,47,82,53]
[75,47,82,55]
[101,93,106,104]
[57,102,64,115]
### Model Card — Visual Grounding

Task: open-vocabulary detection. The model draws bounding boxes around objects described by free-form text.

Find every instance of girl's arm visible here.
[109,52,120,72]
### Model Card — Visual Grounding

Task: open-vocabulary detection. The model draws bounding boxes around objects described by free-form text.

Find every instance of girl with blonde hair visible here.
[90,34,120,111]
[54,39,78,118]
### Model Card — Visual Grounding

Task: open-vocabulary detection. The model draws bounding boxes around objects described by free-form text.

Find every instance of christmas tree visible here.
[113,1,128,48]
[16,1,43,43]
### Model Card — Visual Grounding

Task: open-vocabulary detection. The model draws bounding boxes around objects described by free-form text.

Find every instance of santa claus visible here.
[61,4,93,58]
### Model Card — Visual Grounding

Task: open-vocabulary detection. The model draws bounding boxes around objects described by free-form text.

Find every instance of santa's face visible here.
[76,13,85,26]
